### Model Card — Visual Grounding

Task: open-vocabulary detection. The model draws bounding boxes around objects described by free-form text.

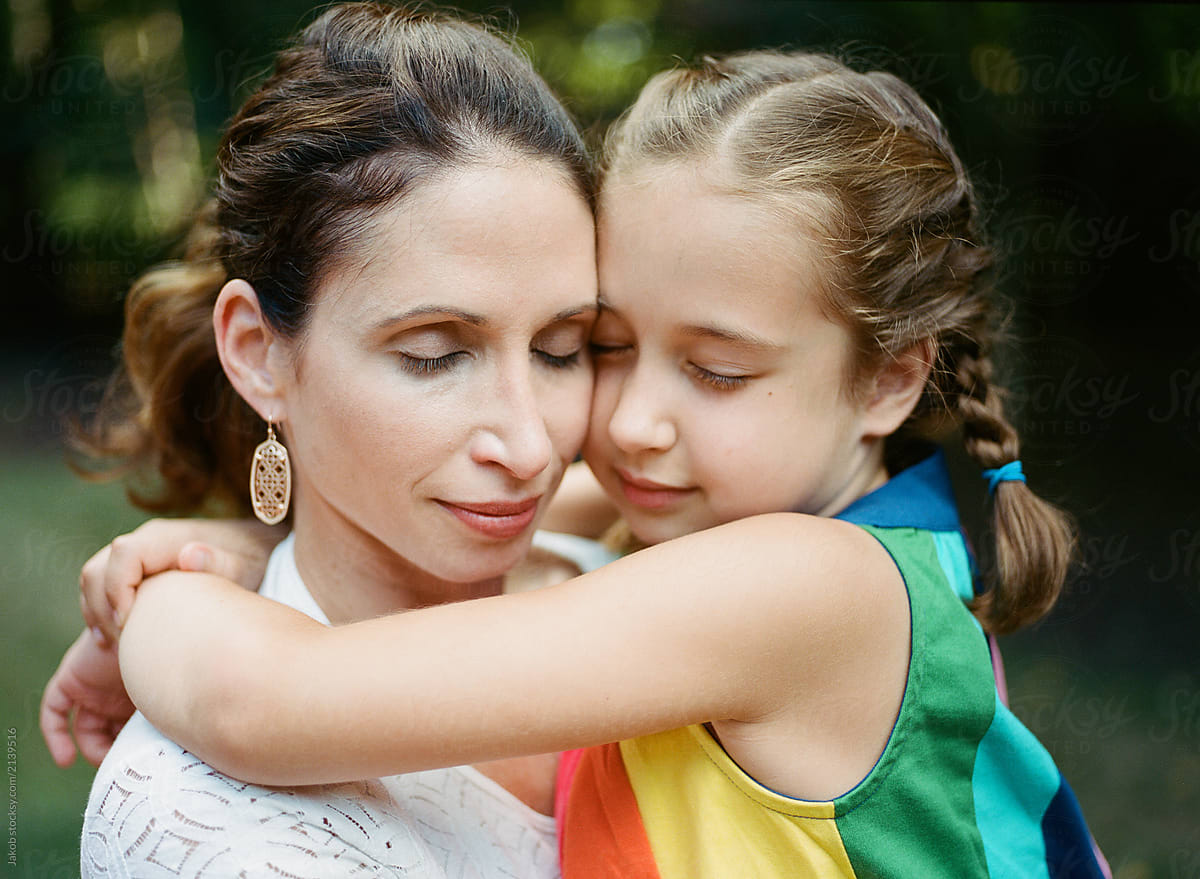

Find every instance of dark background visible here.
[2,2,1198,876]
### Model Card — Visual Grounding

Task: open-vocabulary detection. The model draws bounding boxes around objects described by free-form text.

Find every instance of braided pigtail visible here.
[955,349,1077,633]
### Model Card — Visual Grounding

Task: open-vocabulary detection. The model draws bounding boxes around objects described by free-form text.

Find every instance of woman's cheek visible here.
[555,369,595,458]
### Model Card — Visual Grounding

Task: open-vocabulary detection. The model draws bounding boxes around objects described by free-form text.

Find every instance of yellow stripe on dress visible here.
[619,727,859,878]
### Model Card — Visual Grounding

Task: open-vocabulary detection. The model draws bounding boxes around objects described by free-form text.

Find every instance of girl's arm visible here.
[536,460,620,539]
[40,518,283,766]
[81,517,283,643]
[120,513,908,787]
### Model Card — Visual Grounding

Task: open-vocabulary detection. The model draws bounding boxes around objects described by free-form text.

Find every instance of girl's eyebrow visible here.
[596,295,782,350]
[680,323,785,351]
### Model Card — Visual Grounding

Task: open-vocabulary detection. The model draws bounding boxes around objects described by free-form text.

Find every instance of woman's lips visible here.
[438,497,541,539]
[616,470,695,510]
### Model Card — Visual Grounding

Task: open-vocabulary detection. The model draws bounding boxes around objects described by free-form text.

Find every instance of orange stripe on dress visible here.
[558,744,662,879]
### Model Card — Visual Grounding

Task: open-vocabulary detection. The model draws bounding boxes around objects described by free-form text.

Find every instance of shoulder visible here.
[82,713,231,875]
[722,512,911,675]
[609,512,910,714]
[645,515,913,799]
[657,512,906,613]
[80,716,448,878]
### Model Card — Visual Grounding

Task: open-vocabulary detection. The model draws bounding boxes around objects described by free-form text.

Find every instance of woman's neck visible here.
[289,498,504,625]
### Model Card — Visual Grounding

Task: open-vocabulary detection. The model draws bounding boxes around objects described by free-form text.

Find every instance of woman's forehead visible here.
[310,163,597,329]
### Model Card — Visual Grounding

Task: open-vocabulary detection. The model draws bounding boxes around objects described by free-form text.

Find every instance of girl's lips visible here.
[438,497,540,539]
[616,471,695,510]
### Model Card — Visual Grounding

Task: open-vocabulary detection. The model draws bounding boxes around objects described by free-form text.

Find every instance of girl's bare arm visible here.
[80,518,283,643]
[119,513,908,788]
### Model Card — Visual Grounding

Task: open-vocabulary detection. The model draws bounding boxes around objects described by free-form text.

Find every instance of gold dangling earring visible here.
[250,422,291,525]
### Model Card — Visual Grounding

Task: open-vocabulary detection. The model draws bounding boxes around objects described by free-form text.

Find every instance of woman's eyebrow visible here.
[372,302,597,332]
[371,306,488,330]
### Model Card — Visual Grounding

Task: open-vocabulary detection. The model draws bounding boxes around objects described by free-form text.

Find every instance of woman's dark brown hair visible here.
[603,51,1075,634]
[77,2,593,516]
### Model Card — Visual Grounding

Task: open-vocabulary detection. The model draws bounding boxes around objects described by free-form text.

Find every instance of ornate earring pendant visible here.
[250,423,291,525]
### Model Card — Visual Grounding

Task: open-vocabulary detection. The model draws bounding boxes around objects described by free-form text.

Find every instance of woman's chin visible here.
[431,535,535,584]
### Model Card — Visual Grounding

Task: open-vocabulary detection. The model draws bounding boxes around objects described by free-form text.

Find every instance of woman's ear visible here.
[860,338,935,439]
[213,280,289,422]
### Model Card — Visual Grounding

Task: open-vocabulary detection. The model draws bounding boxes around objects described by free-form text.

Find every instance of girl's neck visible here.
[288,497,504,626]
[816,441,891,519]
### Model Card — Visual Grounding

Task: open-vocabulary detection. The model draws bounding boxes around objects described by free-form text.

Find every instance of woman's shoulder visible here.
[80,715,439,877]
[82,713,238,875]
[81,717,560,879]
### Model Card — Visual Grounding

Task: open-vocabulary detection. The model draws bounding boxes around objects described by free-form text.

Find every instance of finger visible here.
[179,542,250,586]
[103,533,154,633]
[107,521,204,629]
[39,679,78,768]
[74,710,118,767]
[78,544,113,636]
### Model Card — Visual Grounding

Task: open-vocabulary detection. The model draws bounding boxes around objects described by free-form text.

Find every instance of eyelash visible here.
[398,349,582,375]
[689,364,749,391]
[397,352,466,375]
[590,343,749,391]
[589,342,630,358]
[537,350,582,369]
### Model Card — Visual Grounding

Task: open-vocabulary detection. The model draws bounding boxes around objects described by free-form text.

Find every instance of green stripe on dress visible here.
[835,526,995,877]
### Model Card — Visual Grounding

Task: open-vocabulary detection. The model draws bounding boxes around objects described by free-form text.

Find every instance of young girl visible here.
[52,50,1107,877]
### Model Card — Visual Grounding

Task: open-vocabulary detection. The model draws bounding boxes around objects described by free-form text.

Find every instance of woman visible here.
[63,3,606,875]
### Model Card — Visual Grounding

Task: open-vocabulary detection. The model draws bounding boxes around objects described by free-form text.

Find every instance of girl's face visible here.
[584,167,885,545]
[278,160,597,585]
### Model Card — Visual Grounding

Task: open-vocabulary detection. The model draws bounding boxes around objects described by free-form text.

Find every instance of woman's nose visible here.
[470,365,555,481]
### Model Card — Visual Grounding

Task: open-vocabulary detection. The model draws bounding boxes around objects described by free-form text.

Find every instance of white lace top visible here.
[80,533,578,879]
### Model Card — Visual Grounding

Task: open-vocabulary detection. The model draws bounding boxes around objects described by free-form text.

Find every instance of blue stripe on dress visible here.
[1043,777,1107,879]
[971,705,1059,879]
[931,530,977,605]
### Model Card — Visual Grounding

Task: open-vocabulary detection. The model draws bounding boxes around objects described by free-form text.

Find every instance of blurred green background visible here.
[3,1,1198,876]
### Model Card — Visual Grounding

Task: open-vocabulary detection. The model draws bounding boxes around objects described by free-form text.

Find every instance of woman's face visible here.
[277,160,597,585]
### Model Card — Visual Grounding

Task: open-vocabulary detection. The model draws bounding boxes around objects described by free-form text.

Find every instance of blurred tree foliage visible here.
[5,1,1197,348]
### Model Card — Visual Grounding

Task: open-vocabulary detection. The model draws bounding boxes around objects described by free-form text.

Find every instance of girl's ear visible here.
[860,338,935,439]
[213,280,290,422]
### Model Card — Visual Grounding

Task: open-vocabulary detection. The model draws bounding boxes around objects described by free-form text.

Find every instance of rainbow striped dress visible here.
[557,451,1108,878]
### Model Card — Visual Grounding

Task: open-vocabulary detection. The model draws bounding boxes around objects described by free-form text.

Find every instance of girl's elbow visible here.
[118,572,318,785]
[186,638,319,785]
[179,653,271,779]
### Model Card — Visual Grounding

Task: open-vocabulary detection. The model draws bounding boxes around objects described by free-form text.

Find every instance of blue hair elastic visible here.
[982,460,1025,495]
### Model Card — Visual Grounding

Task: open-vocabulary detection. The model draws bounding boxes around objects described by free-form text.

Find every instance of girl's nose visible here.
[605,362,677,454]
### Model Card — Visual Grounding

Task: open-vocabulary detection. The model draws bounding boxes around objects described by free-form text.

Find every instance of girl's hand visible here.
[80,518,282,644]
[39,629,135,767]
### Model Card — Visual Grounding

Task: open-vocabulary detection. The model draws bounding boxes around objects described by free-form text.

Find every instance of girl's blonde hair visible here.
[603,51,1074,634]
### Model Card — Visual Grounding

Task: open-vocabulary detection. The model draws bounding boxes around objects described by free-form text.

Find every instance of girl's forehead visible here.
[598,170,825,285]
